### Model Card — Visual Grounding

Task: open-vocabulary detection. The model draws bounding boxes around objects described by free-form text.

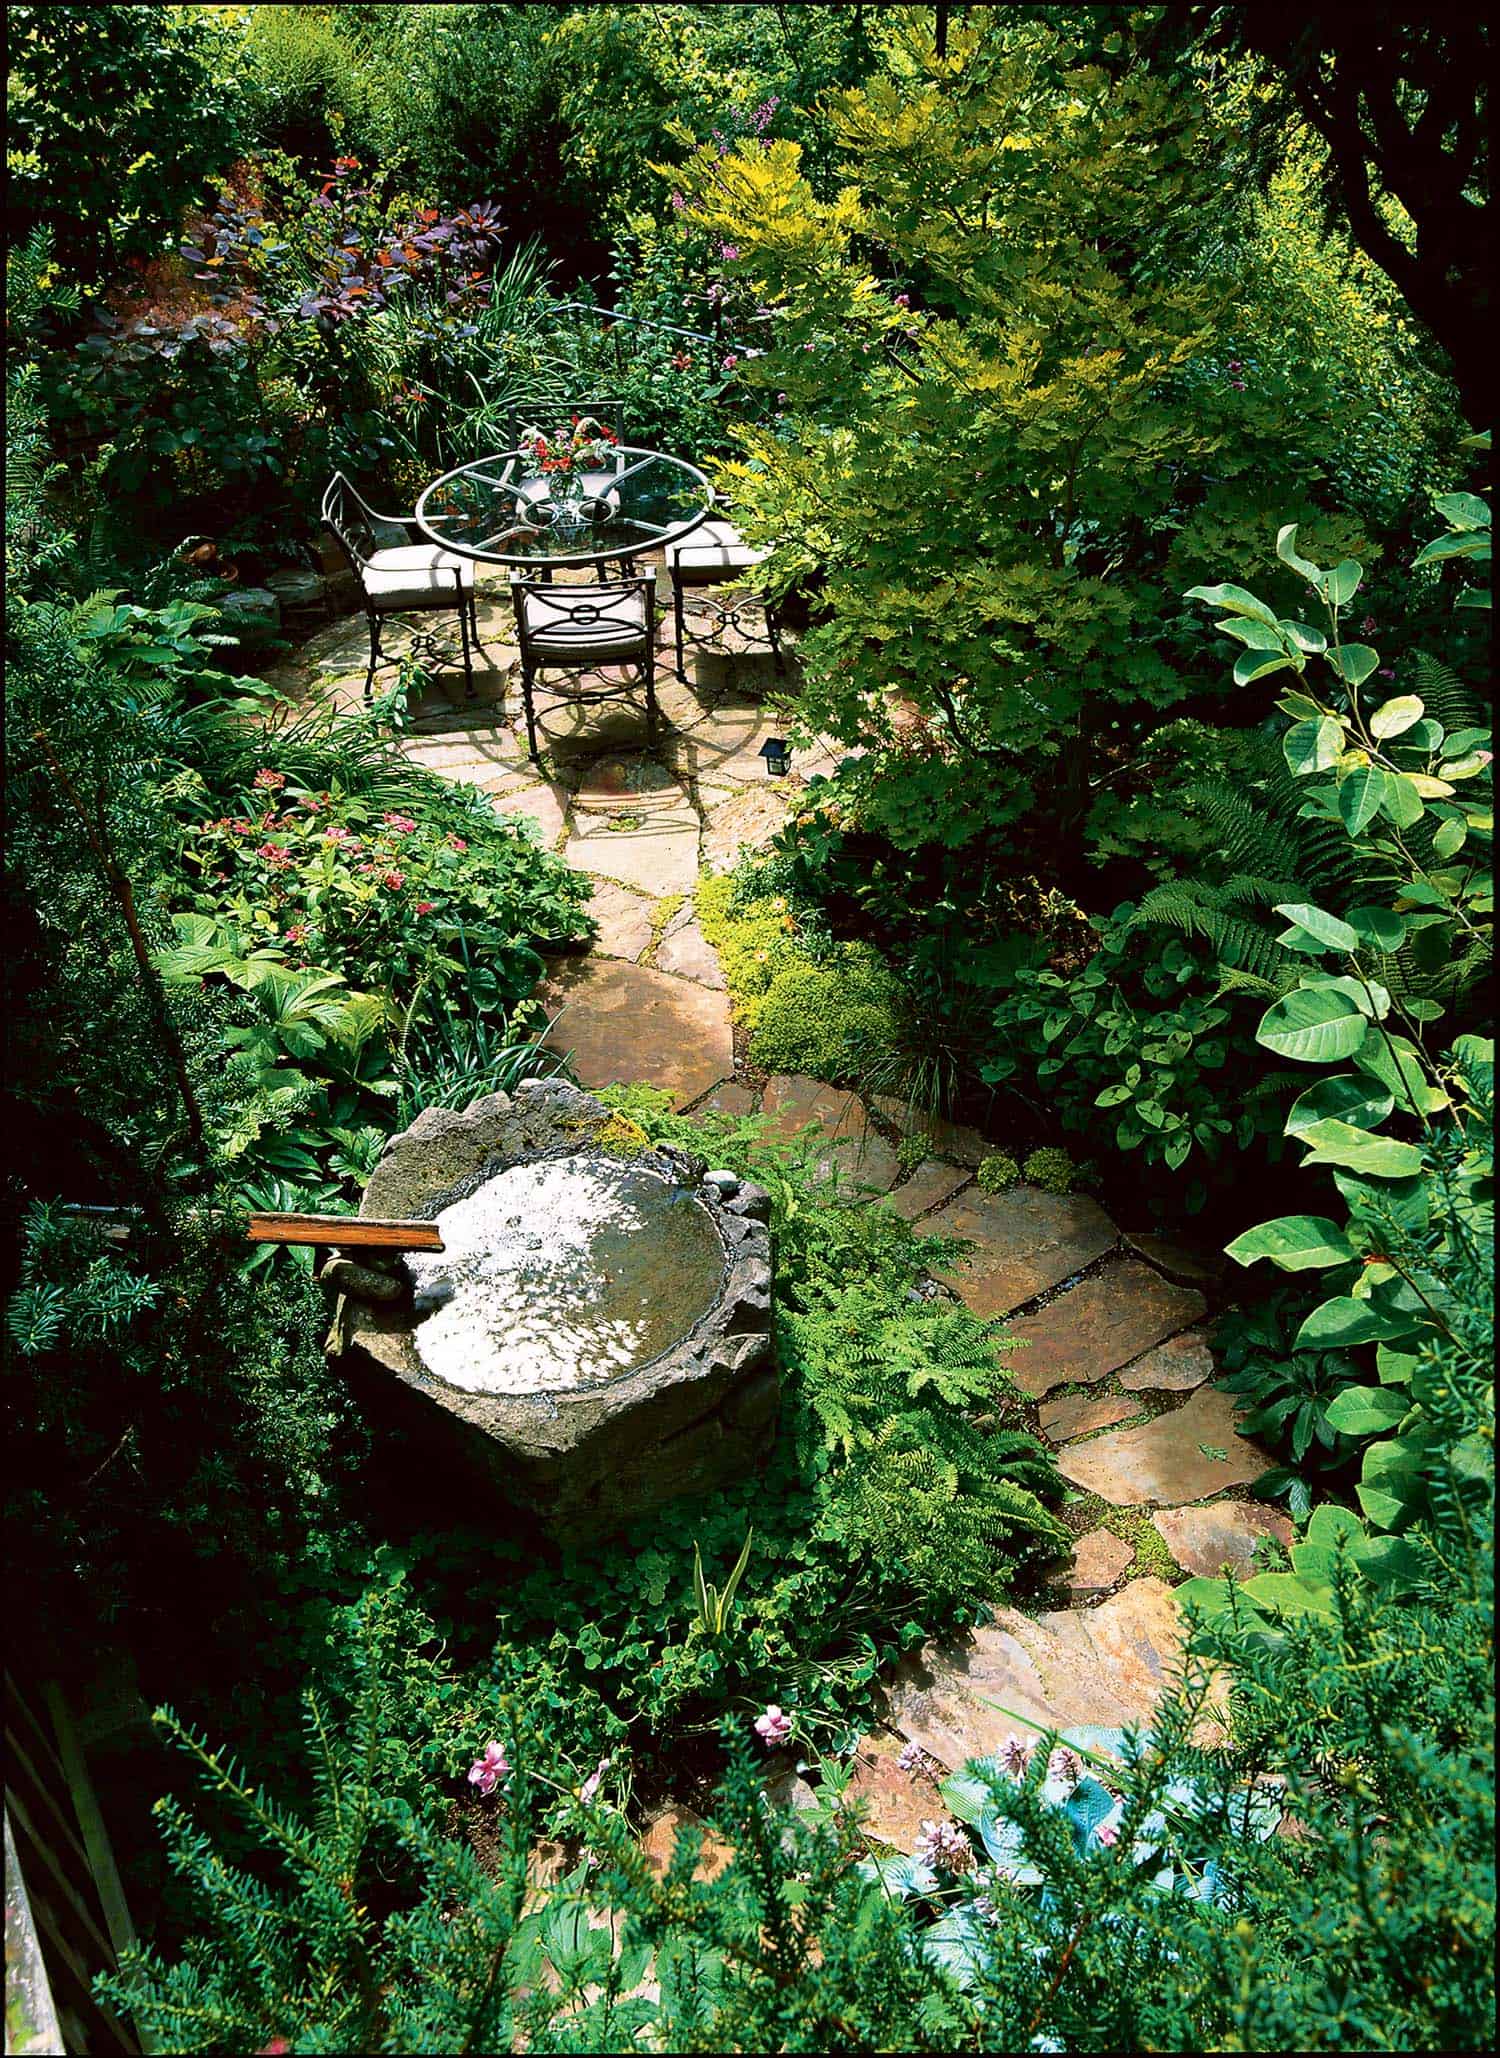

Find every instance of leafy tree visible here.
[670,11,1393,859]
[5,4,244,278]
[1159,7,1491,421]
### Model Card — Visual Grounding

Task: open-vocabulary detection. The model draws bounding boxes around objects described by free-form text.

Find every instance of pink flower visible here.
[1095,1820,1119,1846]
[285,923,308,945]
[415,899,436,914]
[253,768,286,790]
[719,244,740,262]
[1048,1747,1082,1788]
[1360,615,1379,634]
[999,1734,1033,1778]
[447,835,468,852]
[914,1818,973,1874]
[721,354,739,372]
[468,1740,509,1796]
[579,1755,611,1804]
[299,794,322,813]
[257,842,291,869]
[893,292,910,308]
[231,818,252,835]
[324,824,352,842]
[754,1705,792,1746]
[382,870,405,891]
[382,812,417,834]
[898,1740,935,1776]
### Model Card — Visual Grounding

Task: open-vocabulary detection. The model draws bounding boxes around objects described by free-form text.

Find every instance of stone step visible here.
[916,1187,1118,1319]
[1151,1501,1292,1578]
[760,1075,900,1193]
[882,1578,1189,1770]
[1002,1261,1207,1400]
[539,959,733,1110]
[1055,1385,1272,1506]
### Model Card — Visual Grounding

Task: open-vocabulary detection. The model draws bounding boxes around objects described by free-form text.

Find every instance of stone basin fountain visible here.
[329,1081,776,1536]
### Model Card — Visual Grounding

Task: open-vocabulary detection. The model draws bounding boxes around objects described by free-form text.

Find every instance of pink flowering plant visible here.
[518,415,619,475]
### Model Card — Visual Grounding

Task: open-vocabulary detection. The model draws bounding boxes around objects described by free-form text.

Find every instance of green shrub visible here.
[976,1151,1021,1193]
[748,949,903,1079]
[1022,1147,1074,1194]
[894,1131,926,1175]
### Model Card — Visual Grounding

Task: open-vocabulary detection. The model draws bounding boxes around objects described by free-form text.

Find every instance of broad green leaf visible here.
[1303,972,1390,1020]
[1405,772,1455,798]
[1293,1297,1421,1349]
[1294,1120,1424,1177]
[1286,1075,1393,1134]
[1233,648,1294,685]
[1323,1386,1410,1436]
[1326,643,1378,687]
[1355,1484,1405,1529]
[1283,716,1344,774]
[1441,750,1491,780]
[1345,905,1407,951]
[1337,764,1387,832]
[1184,581,1279,626]
[1274,525,1322,584]
[1375,1345,1420,1387]
[1284,621,1327,654]
[1238,1571,1336,1618]
[1369,695,1424,739]
[1306,1503,1363,1549]
[1257,987,1366,1063]
[1432,816,1467,858]
[1413,531,1490,566]
[1380,773,1425,827]
[1323,560,1363,605]
[1431,490,1491,531]
[1225,1215,1356,1270]
[1273,902,1358,951]
[1216,617,1284,649]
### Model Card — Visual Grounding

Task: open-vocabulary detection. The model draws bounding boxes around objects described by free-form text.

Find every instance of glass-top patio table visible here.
[413,446,715,571]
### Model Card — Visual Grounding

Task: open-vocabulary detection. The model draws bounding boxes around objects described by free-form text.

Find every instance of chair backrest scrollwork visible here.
[514,576,654,657]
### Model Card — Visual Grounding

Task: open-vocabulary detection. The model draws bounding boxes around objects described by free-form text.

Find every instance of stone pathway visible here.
[281,577,1280,1860]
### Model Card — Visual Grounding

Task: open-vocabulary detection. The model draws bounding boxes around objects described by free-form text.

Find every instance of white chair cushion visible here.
[666,519,768,581]
[361,544,475,609]
[519,584,649,662]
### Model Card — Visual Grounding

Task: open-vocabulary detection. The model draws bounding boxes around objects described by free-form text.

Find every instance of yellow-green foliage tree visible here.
[667,14,1450,851]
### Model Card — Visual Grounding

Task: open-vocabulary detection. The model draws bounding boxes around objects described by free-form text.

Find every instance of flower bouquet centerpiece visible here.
[516,415,620,528]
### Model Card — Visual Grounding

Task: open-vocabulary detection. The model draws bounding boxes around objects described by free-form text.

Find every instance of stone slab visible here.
[1059,1527,1133,1601]
[873,1095,990,1167]
[564,811,701,895]
[586,880,657,963]
[1056,1386,1272,1507]
[880,1160,971,1222]
[1004,1262,1207,1400]
[571,752,686,813]
[1118,1329,1216,1394]
[1151,1501,1294,1580]
[697,1080,759,1117]
[1037,1391,1142,1443]
[539,959,733,1110]
[655,917,726,989]
[917,1188,1118,1320]
[491,780,569,848]
[760,1074,899,1192]
[640,1803,733,1884]
[1124,1232,1228,1290]
[700,783,799,871]
[838,1731,938,1851]
[884,1579,1186,1770]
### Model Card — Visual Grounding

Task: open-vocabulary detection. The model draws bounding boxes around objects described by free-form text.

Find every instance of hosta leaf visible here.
[1256,987,1367,1063]
[1225,1215,1356,1270]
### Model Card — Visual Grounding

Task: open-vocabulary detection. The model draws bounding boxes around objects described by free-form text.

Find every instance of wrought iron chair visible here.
[321,472,478,699]
[664,518,784,684]
[511,576,657,761]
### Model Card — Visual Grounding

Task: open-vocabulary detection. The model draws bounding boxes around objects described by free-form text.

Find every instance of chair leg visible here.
[644,644,658,740]
[364,612,380,700]
[458,597,474,698]
[673,571,688,684]
[766,601,786,676]
[521,663,541,761]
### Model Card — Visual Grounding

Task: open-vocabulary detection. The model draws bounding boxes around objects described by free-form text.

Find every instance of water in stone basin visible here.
[403,1158,725,1395]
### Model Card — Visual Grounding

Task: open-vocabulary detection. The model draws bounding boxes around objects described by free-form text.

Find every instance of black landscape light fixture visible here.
[759,736,791,778]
